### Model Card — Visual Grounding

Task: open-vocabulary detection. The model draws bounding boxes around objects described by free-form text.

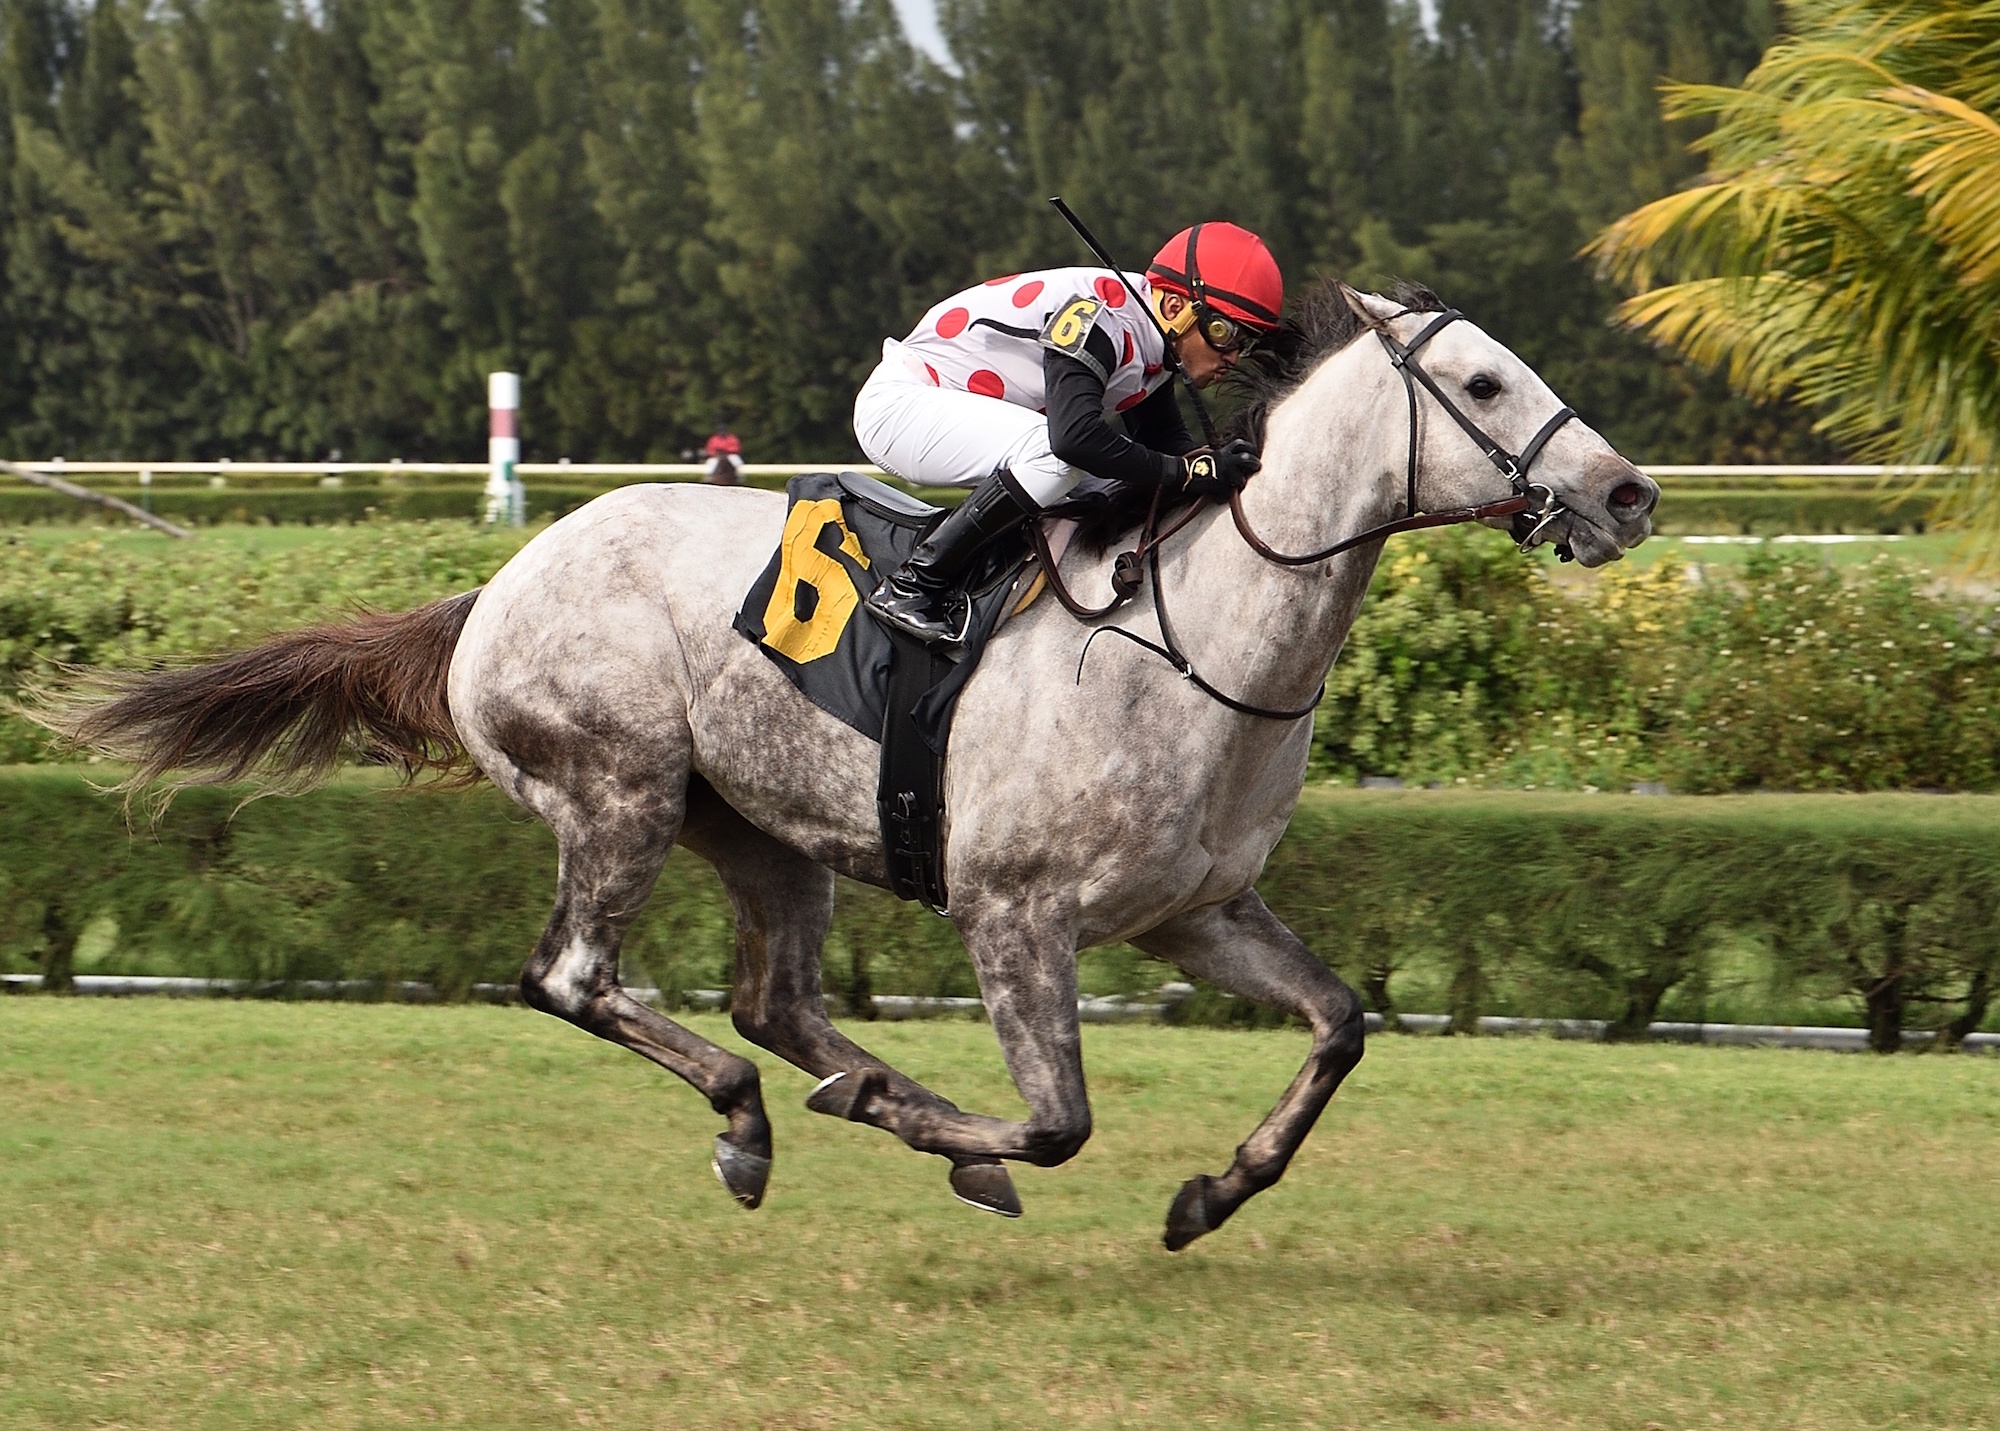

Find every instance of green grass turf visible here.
[1538,529,1971,575]
[2,1004,1995,1428]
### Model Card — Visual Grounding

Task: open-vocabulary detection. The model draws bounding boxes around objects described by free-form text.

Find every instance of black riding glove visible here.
[1181,439,1262,499]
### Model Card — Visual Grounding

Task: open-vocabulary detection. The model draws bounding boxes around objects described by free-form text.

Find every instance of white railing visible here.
[1638,465,1967,478]
[0,459,889,479]
[0,461,1971,483]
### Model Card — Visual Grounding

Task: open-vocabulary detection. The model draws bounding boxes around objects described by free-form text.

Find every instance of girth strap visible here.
[878,630,954,912]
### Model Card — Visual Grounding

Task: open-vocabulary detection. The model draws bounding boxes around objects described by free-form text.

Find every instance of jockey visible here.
[854,222,1283,643]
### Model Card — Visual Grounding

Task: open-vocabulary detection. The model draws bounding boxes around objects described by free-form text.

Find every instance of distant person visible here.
[703,424,744,485]
[852,222,1280,643]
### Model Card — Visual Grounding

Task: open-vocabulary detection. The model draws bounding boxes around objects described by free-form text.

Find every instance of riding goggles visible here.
[1194,304,1263,355]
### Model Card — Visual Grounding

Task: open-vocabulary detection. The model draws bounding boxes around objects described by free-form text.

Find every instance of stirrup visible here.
[866,584,972,647]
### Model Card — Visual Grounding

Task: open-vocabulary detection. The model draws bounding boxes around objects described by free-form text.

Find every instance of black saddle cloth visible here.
[731,471,1025,754]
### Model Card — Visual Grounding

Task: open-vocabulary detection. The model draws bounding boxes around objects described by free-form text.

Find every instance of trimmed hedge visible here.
[1,477,1938,534]
[0,474,974,528]
[11,521,2000,792]
[4,772,1995,1048]
[0,485,608,526]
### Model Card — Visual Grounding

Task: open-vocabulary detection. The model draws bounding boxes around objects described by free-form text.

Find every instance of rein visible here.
[1043,302,1581,721]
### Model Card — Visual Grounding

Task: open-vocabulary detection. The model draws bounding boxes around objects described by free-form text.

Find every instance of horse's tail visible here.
[38,589,483,795]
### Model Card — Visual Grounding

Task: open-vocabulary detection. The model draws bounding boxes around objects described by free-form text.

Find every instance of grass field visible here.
[3,1004,1995,1428]
[1538,529,1972,576]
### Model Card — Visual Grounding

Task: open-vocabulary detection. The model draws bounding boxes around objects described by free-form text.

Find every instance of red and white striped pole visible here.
[485,371,524,526]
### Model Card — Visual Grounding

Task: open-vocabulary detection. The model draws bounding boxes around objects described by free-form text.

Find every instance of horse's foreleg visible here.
[516,780,772,1209]
[940,900,1093,1169]
[1134,890,1365,1250]
[679,781,1024,1215]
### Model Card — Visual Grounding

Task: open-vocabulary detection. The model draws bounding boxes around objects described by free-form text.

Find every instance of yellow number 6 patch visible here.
[1042,295,1102,356]
[759,498,871,664]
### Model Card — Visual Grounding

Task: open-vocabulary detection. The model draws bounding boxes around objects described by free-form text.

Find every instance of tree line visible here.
[0,0,1832,464]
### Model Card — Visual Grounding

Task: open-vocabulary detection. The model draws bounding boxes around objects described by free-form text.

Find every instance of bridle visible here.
[1032,298,1582,722]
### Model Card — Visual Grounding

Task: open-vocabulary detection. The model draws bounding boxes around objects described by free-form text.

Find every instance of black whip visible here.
[1047,196,1222,449]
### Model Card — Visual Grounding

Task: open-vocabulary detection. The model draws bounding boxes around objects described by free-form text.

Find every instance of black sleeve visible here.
[1121,380,1195,458]
[1043,333,1185,488]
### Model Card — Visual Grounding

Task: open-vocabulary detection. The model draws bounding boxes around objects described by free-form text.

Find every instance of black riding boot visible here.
[865,469,1035,645]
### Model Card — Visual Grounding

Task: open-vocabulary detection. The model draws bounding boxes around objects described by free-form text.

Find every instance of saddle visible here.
[732,472,1030,913]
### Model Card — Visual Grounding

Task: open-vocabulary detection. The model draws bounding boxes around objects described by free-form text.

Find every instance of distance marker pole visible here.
[486,372,525,527]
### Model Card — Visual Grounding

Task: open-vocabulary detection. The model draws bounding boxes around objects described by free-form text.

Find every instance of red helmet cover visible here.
[1146,223,1284,330]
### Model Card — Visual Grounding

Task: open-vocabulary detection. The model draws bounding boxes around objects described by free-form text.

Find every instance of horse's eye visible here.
[1466,375,1501,401]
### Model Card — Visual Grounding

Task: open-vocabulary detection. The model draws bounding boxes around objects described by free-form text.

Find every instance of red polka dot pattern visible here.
[984,273,1020,287]
[1115,390,1146,412]
[1094,276,1127,308]
[924,364,940,386]
[1012,280,1045,308]
[1121,332,1134,365]
[967,369,1006,398]
[935,307,970,339]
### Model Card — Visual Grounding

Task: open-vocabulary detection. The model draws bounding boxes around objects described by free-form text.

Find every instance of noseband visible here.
[1043,304,1584,721]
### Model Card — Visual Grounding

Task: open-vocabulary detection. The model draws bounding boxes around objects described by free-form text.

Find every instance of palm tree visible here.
[1589,0,2000,552]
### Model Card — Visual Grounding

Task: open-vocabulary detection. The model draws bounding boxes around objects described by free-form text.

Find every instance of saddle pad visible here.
[731,471,1023,745]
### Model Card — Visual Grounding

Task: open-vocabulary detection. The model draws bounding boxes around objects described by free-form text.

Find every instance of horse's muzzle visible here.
[1555,460,1658,567]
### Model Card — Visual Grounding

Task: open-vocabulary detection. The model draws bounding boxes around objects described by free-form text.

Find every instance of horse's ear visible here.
[1336,282,1387,328]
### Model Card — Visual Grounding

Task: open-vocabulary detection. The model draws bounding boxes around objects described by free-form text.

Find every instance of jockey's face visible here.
[1159,293,1240,389]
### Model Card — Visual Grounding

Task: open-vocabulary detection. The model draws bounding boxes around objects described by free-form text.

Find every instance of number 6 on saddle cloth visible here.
[731,470,1032,913]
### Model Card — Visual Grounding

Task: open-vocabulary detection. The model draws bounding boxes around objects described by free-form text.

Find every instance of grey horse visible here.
[49,282,1657,1248]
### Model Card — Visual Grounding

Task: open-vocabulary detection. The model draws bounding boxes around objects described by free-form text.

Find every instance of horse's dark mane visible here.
[1063,277,1446,553]
[1222,277,1445,449]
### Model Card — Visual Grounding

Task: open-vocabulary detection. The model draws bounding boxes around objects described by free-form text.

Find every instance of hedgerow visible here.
[0,523,528,762]
[10,521,2000,791]
[3,775,1994,1047]
[1315,530,2000,792]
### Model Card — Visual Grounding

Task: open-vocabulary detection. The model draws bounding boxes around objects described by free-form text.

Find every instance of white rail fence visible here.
[0,458,889,480]
[5,973,1993,1052]
[0,460,1970,482]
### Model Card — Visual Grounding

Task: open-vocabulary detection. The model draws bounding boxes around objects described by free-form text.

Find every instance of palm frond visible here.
[1589,0,2000,560]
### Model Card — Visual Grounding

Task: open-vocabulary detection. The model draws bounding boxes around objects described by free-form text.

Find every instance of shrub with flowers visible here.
[1315,530,2000,792]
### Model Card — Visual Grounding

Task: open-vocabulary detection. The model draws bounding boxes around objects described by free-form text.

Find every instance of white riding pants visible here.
[852,341,1082,508]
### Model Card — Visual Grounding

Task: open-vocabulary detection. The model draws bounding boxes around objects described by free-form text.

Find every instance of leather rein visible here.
[1030,303,1580,721]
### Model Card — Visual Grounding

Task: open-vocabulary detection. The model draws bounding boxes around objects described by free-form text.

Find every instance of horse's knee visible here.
[1315,983,1367,1076]
[1021,1110,1092,1167]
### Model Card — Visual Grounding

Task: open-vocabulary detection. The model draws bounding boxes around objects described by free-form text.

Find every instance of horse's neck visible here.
[1162,358,1404,714]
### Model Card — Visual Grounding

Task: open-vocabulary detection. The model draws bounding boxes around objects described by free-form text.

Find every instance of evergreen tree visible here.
[685,0,969,457]
[0,0,1839,463]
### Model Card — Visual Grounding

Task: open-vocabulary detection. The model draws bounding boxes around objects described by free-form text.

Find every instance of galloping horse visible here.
[50,283,1657,1248]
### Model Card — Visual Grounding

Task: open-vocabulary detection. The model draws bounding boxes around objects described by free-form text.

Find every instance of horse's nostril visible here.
[1610,481,1646,508]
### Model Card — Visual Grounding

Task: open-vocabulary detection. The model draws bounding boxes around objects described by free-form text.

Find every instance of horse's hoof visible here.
[711,1137,771,1209]
[805,1068,882,1122]
[1163,1174,1218,1251]
[949,1159,1022,1218]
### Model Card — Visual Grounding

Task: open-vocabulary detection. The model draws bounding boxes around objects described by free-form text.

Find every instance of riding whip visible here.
[1047,197,1223,450]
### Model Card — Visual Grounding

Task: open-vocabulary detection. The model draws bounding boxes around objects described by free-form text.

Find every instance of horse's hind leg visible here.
[513,767,773,1209]
[1134,890,1365,1250]
[678,779,1022,1216]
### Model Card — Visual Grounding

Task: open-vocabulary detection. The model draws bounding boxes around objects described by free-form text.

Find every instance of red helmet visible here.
[1146,223,1284,344]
